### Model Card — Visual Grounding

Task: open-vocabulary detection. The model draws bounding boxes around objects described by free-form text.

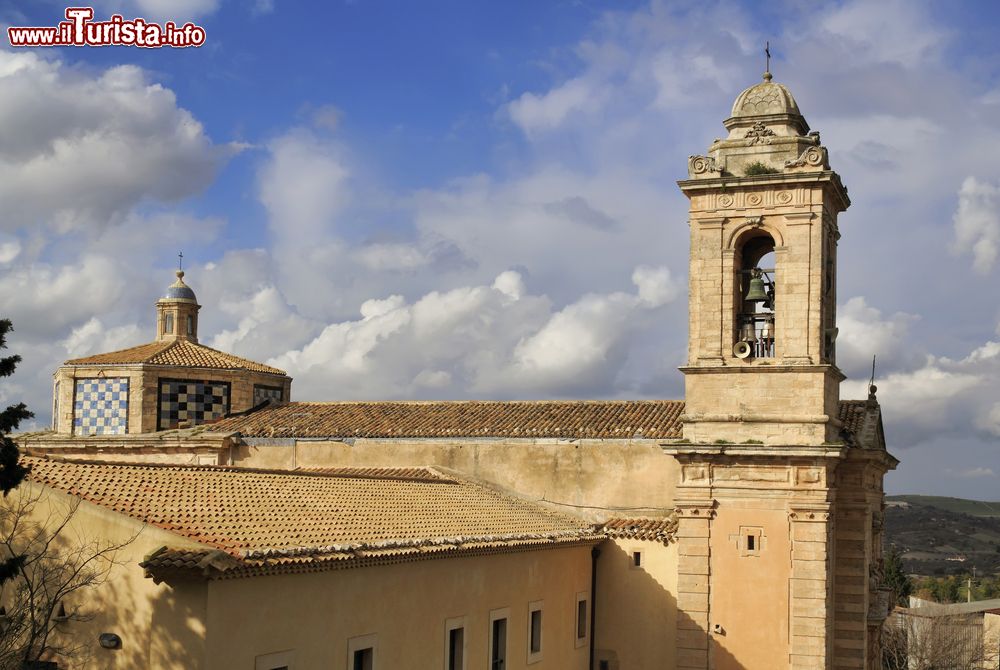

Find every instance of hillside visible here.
[885,496,1000,576]
[888,495,1000,518]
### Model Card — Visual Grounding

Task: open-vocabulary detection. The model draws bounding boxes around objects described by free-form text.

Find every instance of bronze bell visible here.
[745,269,768,302]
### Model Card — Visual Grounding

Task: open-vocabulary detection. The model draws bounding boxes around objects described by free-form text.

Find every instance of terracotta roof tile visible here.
[297,466,454,483]
[63,339,285,375]
[210,400,686,439]
[209,399,867,441]
[25,457,596,578]
[600,516,678,544]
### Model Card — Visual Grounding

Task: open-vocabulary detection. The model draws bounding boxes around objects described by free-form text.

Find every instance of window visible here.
[444,617,466,670]
[353,649,372,670]
[740,527,763,557]
[734,232,776,359]
[164,313,174,335]
[186,315,194,335]
[489,608,509,670]
[575,592,589,649]
[255,650,294,670]
[347,634,377,670]
[632,550,643,567]
[527,601,543,664]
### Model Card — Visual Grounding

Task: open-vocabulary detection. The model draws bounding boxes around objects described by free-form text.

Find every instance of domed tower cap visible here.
[160,270,198,303]
[724,72,809,136]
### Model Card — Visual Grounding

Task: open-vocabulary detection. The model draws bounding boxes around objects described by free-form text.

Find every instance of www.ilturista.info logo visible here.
[8,7,206,48]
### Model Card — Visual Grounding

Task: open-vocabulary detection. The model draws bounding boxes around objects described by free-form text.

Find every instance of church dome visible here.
[730,73,801,118]
[162,270,198,303]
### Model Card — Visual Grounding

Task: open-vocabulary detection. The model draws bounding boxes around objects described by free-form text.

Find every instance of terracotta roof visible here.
[838,399,871,434]
[600,516,678,544]
[209,399,867,441]
[209,400,686,439]
[24,456,598,579]
[296,466,454,483]
[63,339,285,375]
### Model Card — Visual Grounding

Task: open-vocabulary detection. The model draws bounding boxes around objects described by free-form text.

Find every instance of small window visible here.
[347,634,377,670]
[740,527,763,557]
[633,551,643,567]
[255,650,294,670]
[489,608,508,670]
[186,315,193,335]
[575,591,589,648]
[527,601,543,663]
[164,313,174,334]
[445,617,466,670]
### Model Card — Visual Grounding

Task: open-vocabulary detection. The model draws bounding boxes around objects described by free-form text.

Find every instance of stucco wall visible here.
[594,538,678,669]
[230,437,681,518]
[203,544,596,669]
[3,484,209,669]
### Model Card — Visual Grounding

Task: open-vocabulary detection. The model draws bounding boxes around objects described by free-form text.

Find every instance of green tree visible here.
[884,546,913,606]
[0,318,31,585]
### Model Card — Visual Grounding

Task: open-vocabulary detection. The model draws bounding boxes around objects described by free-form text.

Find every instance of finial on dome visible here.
[176,269,185,281]
[763,41,772,82]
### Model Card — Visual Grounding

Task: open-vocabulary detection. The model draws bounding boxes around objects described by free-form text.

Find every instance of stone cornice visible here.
[677,170,850,211]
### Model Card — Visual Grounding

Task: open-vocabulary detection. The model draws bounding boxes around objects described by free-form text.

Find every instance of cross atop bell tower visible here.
[678,73,849,445]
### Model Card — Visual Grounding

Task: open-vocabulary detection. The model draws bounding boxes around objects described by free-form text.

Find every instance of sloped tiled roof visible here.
[600,516,678,545]
[209,400,686,439]
[209,399,868,441]
[63,339,285,375]
[24,457,598,579]
[296,466,454,483]
[838,399,871,434]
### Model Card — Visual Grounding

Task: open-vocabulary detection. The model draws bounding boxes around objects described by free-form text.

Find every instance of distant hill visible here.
[887,495,1000,518]
[885,495,1000,576]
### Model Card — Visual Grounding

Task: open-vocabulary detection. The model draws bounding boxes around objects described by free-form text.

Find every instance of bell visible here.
[760,317,774,339]
[744,272,768,303]
[741,322,757,343]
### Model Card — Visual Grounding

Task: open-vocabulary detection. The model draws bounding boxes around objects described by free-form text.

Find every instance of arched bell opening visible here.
[734,232,776,360]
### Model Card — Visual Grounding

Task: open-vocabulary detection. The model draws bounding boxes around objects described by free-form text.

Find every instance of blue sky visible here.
[1,0,999,498]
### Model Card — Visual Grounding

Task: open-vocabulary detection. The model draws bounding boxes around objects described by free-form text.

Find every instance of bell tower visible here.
[678,70,848,446]
[666,66,894,670]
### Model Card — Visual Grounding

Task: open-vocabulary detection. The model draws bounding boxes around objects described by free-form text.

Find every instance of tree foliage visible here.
[884,545,913,607]
[0,319,31,589]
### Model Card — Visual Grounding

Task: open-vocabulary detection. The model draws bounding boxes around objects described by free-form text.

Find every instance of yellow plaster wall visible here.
[203,544,595,669]
[231,438,680,517]
[4,484,209,669]
[593,538,678,669]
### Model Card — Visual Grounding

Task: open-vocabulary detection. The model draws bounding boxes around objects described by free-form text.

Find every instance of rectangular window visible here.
[353,649,372,670]
[444,617,466,670]
[254,650,294,670]
[186,315,194,335]
[448,628,464,670]
[740,527,764,557]
[253,384,285,406]
[527,601,543,664]
[489,608,509,670]
[73,377,129,436]
[164,313,173,334]
[157,378,230,430]
[575,592,589,648]
[347,634,377,670]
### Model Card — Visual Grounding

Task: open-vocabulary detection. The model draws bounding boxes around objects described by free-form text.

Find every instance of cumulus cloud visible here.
[507,77,608,134]
[0,52,229,232]
[836,296,920,378]
[268,267,678,400]
[952,177,1000,274]
[92,0,221,21]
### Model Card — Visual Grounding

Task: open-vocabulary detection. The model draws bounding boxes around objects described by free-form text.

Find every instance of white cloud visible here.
[507,77,607,134]
[836,296,919,378]
[820,0,948,67]
[61,318,144,359]
[268,267,677,400]
[946,467,996,479]
[0,52,229,232]
[92,0,221,21]
[952,176,1000,274]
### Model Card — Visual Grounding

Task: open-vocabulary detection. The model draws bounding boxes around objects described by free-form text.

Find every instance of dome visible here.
[730,73,801,118]
[162,270,198,303]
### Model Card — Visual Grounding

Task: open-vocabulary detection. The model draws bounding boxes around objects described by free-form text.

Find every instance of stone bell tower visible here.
[679,70,847,446]
[156,270,201,343]
[665,68,895,670]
